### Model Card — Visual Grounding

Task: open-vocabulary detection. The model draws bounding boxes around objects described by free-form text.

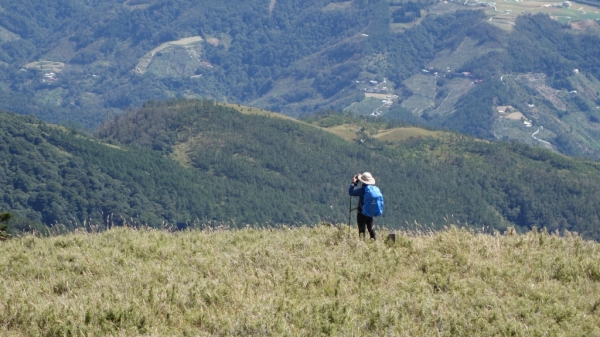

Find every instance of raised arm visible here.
[349,184,363,196]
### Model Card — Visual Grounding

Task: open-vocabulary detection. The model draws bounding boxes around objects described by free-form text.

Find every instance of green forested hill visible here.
[0,112,215,231]
[3,99,600,238]
[95,99,600,239]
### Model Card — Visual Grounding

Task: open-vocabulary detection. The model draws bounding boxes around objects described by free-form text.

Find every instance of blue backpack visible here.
[362,185,384,217]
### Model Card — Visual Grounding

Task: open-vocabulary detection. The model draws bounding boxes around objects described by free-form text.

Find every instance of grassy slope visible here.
[375,127,444,142]
[2,227,600,336]
[224,102,448,143]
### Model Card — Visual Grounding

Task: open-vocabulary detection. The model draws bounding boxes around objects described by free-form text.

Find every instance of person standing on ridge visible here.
[349,172,380,240]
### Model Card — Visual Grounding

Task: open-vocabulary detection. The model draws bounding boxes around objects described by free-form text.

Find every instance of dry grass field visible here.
[2,225,600,336]
[222,103,298,122]
[375,127,445,142]
[218,103,447,143]
[364,93,392,100]
[323,124,363,141]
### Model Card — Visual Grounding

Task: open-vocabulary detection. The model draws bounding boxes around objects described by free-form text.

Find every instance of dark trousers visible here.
[357,212,376,240]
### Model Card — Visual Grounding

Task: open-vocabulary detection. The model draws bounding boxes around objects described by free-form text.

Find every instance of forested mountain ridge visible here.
[3,98,600,238]
[94,99,600,239]
[2,1,600,158]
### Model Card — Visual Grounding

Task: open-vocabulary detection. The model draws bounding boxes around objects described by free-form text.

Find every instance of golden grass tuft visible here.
[1,225,600,336]
[374,127,444,142]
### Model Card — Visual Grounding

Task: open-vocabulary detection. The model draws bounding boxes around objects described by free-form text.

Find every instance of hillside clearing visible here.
[217,103,443,143]
[323,124,363,141]
[23,60,65,73]
[428,37,502,74]
[222,103,298,122]
[502,111,526,120]
[135,36,204,74]
[2,226,600,336]
[365,93,391,100]
[322,1,352,11]
[0,26,19,42]
[206,37,220,46]
[375,127,445,141]
[485,0,600,29]
[124,0,150,10]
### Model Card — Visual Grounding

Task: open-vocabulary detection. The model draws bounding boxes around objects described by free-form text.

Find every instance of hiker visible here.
[349,172,382,240]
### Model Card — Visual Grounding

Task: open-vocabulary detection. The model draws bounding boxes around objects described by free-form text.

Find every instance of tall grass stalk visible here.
[1,225,600,336]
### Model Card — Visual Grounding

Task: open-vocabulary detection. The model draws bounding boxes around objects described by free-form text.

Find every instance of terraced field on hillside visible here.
[485,0,600,29]
[135,36,204,75]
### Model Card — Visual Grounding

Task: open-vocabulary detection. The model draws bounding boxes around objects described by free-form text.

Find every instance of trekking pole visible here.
[348,195,352,227]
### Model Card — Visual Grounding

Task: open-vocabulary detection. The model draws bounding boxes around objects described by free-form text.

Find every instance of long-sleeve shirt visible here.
[349,183,365,214]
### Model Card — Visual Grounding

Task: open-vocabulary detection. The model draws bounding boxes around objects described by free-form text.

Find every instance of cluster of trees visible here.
[391,2,424,23]
[0,212,11,240]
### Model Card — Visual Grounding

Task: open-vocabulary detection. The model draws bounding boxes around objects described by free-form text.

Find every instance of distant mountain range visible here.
[1,0,600,157]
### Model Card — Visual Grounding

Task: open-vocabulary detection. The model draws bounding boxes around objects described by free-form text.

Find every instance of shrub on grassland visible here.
[0,212,12,241]
[1,225,600,336]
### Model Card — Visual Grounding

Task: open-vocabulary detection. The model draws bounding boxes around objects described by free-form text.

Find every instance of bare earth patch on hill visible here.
[502,111,525,120]
[570,20,598,30]
[324,124,362,141]
[0,26,19,43]
[497,105,526,120]
[365,93,391,100]
[206,37,220,46]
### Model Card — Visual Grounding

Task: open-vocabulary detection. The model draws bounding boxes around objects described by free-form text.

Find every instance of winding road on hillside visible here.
[532,127,551,146]
[370,103,387,116]
[135,36,203,74]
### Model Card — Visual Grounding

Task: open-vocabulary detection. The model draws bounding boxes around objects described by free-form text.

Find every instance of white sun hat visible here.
[358,172,376,185]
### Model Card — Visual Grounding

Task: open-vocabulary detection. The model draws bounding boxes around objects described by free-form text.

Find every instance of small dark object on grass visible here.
[386,233,396,243]
[0,212,13,241]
